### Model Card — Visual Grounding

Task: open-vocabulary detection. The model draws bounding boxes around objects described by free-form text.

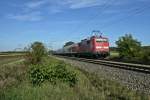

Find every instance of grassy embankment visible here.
[0,55,149,100]
[109,51,150,65]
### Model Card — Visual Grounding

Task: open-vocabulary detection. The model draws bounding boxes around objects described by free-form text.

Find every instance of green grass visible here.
[110,51,119,58]
[0,83,78,100]
[0,56,149,100]
[109,51,150,65]
[0,71,100,100]
[110,51,119,57]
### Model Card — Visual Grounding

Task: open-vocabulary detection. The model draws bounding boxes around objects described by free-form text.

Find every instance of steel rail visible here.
[57,56,150,74]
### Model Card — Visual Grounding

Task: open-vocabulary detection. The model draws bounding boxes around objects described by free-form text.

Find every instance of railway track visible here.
[57,56,150,74]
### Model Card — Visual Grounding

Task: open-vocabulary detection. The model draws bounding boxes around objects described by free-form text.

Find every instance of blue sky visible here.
[0,0,150,51]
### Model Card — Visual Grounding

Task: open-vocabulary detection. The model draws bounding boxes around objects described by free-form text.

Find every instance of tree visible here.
[63,41,75,47]
[116,34,141,58]
[25,42,48,64]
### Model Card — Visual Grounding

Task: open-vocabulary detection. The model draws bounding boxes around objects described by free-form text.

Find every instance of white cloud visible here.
[26,0,48,9]
[7,11,43,21]
[24,0,108,11]
[67,0,106,9]
[6,0,149,21]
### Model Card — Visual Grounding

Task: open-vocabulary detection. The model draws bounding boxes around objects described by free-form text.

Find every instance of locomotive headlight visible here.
[96,46,109,49]
[103,47,109,49]
[96,46,102,49]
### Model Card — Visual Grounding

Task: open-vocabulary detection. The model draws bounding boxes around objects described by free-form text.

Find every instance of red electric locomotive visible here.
[77,35,109,58]
[57,32,110,58]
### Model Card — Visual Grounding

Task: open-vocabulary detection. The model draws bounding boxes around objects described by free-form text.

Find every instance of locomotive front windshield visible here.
[96,38,108,42]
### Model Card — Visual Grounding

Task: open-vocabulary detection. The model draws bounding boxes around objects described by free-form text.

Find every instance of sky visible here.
[0,0,150,51]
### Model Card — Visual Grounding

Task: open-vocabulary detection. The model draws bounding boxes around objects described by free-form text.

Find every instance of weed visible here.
[28,62,78,87]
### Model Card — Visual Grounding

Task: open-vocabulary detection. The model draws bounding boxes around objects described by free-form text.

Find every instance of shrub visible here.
[139,50,150,64]
[116,34,141,59]
[28,62,77,87]
[50,62,77,87]
[25,42,48,64]
[28,64,45,85]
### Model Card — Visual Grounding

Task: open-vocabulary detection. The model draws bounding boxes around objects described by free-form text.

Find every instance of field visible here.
[0,53,149,100]
[0,55,23,65]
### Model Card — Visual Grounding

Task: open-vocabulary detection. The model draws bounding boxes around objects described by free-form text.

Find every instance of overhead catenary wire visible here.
[69,0,115,38]
[70,1,150,38]
[98,4,150,30]
[89,4,150,30]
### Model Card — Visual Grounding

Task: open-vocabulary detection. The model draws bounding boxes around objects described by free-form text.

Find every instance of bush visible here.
[139,50,150,64]
[25,42,48,64]
[116,34,141,59]
[28,62,77,87]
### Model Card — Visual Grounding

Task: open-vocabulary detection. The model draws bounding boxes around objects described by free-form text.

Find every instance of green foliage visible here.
[28,62,77,87]
[25,42,48,64]
[0,83,79,100]
[1,56,149,100]
[116,34,141,59]
[139,49,150,64]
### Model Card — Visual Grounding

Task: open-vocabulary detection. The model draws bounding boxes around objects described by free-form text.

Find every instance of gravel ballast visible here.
[56,57,150,94]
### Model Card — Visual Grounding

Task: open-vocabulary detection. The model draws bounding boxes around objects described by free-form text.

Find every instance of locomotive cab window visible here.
[87,40,90,44]
[96,38,108,42]
[78,43,81,46]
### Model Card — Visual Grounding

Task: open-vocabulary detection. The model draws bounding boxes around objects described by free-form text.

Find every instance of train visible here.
[55,33,110,58]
